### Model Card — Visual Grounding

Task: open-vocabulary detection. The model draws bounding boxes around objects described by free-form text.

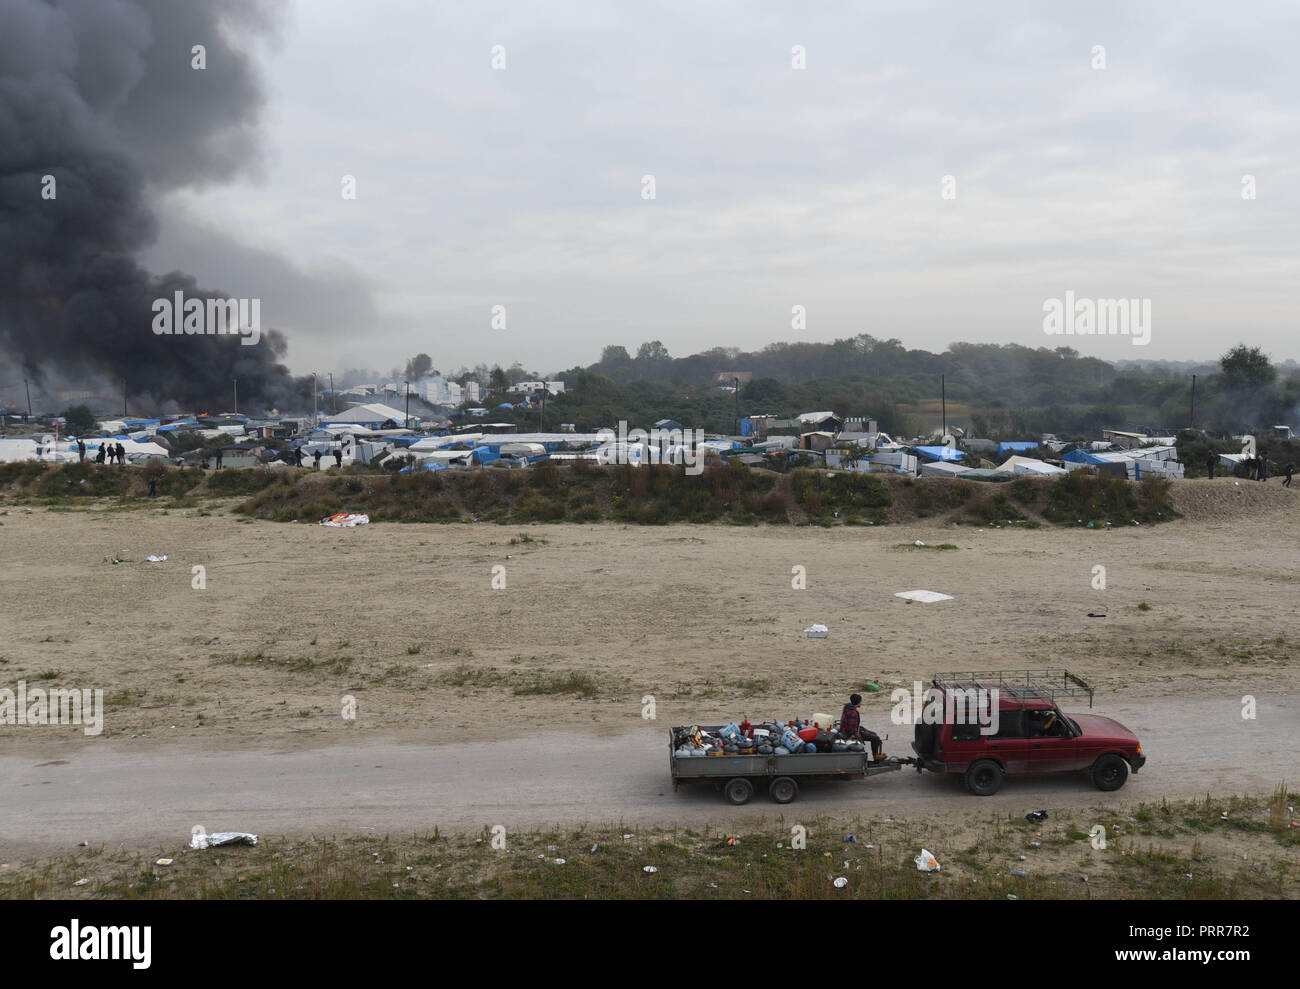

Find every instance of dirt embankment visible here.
[1167,477,1299,525]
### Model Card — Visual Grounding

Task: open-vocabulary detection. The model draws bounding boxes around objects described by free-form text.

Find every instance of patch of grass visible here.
[513,671,602,698]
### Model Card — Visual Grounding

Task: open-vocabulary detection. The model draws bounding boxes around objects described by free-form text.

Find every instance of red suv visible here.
[910,670,1146,795]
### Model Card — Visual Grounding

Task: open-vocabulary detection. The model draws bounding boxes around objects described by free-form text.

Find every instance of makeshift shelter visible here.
[913,445,964,462]
[919,461,970,478]
[319,403,409,429]
[960,468,1012,482]
[996,442,1041,457]
[998,455,1066,476]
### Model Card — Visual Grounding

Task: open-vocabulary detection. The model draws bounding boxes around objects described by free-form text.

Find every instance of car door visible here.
[1025,705,1079,772]
[982,707,1031,774]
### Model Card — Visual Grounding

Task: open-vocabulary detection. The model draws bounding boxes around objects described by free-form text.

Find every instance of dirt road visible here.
[2,692,1293,860]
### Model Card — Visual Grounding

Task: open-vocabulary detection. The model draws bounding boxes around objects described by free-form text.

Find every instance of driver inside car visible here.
[1028,708,1060,736]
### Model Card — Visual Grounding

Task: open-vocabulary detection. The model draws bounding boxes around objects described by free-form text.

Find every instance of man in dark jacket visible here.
[839,693,884,760]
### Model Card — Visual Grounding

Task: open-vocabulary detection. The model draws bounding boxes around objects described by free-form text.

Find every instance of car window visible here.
[993,710,1026,738]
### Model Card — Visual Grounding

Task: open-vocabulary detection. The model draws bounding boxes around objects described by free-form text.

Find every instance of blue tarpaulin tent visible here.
[913,445,964,462]
[398,461,447,474]
[997,441,1040,456]
[1063,449,1106,464]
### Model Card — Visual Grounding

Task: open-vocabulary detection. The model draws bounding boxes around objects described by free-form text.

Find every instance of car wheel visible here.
[724,777,754,806]
[769,776,799,804]
[965,759,1004,796]
[1092,754,1128,791]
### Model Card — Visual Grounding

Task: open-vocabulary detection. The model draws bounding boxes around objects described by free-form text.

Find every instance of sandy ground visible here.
[0,479,1297,860]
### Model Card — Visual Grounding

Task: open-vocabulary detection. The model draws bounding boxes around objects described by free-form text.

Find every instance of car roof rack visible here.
[932,669,1094,708]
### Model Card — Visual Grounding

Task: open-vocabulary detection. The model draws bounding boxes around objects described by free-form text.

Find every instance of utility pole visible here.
[941,374,947,439]
[312,372,318,427]
[24,376,32,421]
[329,373,336,414]
[404,380,411,430]
[232,379,238,415]
[123,379,127,417]
[539,389,545,432]
[1190,374,1196,430]
[734,377,741,437]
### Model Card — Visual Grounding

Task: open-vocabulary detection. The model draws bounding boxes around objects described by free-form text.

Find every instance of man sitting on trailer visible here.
[840,694,885,760]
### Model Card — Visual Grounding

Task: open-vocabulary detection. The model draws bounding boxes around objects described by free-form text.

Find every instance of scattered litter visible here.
[590,844,598,853]
[833,877,848,888]
[804,623,828,638]
[642,866,658,874]
[913,540,925,547]
[552,858,566,865]
[155,858,173,867]
[145,555,167,563]
[1025,810,1048,822]
[1007,894,1018,900]
[1185,873,1194,880]
[726,836,740,846]
[73,878,89,886]
[894,590,954,604]
[189,831,258,850]
[914,849,940,872]
[842,834,857,843]
[1029,841,1041,847]
[862,683,881,692]
[317,513,370,527]
[1009,869,1028,877]
[1086,612,1106,618]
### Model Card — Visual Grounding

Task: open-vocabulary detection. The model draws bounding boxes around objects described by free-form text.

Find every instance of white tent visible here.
[320,403,409,428]
[998,455,1066,476]
[920,461,970,478]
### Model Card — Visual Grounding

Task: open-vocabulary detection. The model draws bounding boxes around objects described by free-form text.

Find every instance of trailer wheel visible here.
[769,777,799,804]
[965,759,1003,796]
[1091,754,1128,792]
[724,778,754,806]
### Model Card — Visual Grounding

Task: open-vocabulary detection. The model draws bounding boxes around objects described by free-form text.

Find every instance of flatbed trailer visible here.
[670,725,908,804]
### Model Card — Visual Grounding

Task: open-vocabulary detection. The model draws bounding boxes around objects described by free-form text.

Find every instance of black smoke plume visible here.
[0,0,310,413]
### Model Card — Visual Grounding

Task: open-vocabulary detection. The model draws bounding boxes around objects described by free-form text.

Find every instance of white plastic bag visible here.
[914,848,940,871]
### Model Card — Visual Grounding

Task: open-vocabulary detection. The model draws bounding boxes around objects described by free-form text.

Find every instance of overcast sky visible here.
[144,0,1300,378]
